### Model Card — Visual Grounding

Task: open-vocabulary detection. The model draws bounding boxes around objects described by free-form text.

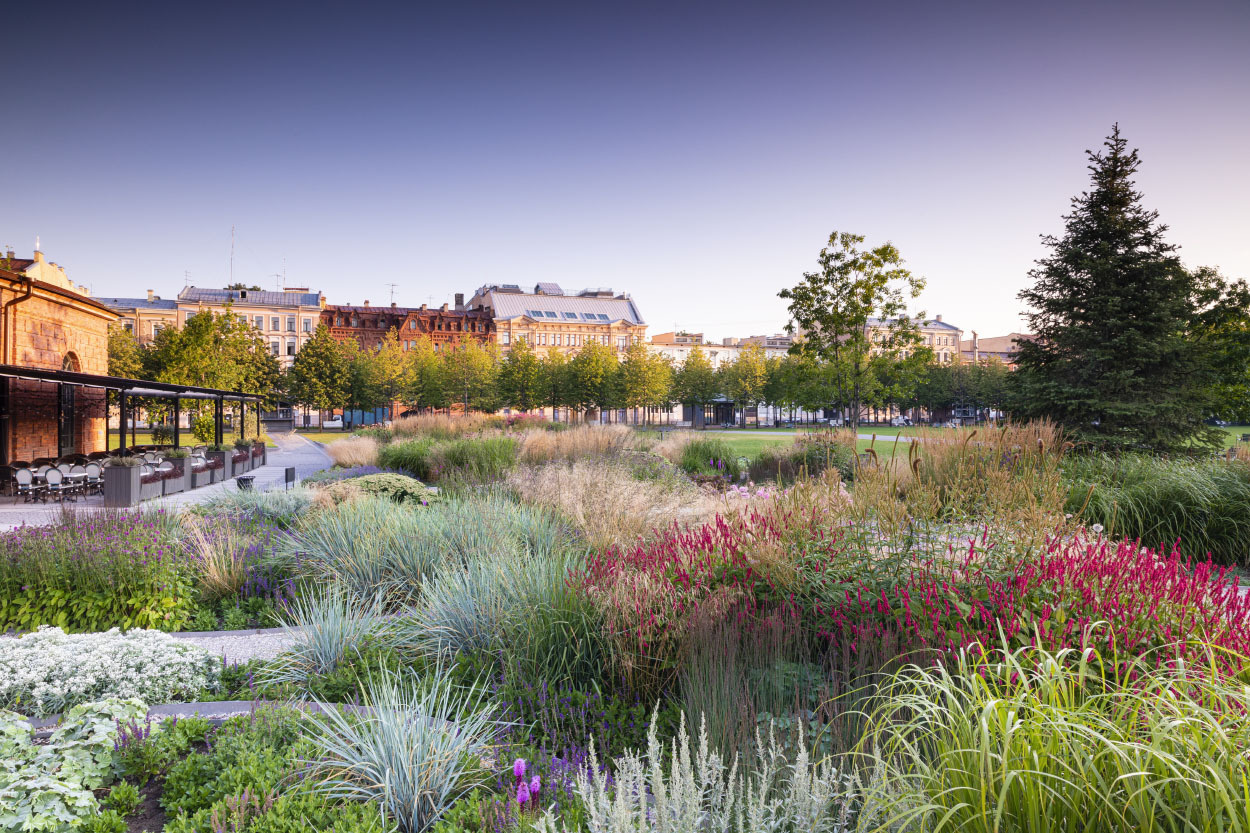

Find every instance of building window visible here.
[268,316,277,330]
[501,332,510,345]
[303,318,311,333]
[409,319,416,330]
[554,333,562,346]
[124,322,133,332]
[270,340,279,356]
[617,337,627,350]
[287,316,296,332]
[253,315,263,330]
[287,338,296,356]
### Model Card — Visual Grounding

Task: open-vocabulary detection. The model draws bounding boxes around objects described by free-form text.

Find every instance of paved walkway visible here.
[0,432,333,529]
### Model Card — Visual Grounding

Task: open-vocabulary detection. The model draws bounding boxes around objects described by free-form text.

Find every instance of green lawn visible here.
[296,430,357,445]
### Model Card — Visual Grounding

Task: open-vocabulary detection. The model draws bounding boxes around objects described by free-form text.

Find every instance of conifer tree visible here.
[1012,125,1244,451]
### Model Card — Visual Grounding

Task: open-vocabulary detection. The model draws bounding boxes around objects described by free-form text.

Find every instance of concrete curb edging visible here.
[29,699,371,737]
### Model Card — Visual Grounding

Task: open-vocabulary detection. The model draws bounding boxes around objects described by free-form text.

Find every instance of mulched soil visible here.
[127,779,167,833]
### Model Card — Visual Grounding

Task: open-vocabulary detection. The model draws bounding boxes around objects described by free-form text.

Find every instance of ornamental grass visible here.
[326,435,380,467]
[1063,451,1250,565]
[861,640,1250,833]
[506,457,732,548]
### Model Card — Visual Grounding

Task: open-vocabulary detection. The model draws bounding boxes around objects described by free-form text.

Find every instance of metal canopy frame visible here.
[0,363,262,456]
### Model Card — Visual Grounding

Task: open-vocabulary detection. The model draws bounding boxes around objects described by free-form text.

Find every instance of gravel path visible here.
[173,630,298,664]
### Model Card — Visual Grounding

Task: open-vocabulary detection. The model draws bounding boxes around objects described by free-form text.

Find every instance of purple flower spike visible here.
[513,758,527,780]
[516,782,531,805]
[530,774,541,795]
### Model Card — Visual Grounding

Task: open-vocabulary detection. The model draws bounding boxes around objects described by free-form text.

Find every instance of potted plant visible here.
[102,456,142,507]
[252,439,266,466]
[231,443,250,476]
[162,449,188,495]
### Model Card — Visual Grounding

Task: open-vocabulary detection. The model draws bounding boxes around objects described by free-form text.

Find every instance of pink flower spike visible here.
[513,758,527,780]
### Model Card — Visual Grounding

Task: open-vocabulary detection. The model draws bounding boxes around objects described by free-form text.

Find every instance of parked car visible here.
[890,416,912,427]
[322,416,344,429]
[825,417,844,427]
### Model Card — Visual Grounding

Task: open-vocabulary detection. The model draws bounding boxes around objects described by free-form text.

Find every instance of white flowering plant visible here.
[0,698,146,833]
[533,711,863,833]
[0,627,220,717]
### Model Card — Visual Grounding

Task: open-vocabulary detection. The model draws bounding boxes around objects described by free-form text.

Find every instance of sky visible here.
[2,0,1248,341]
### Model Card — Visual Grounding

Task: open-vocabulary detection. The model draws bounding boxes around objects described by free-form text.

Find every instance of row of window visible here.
[526,309,613,322]
[501,332,638,349]
[331,314,484,333]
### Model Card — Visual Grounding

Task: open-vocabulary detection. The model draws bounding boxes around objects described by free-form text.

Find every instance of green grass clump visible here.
[678,437,742,479]
[861,641,1250,833]
[749,436,856,484]
[378,436,517,483]
[1064,453,1250,565]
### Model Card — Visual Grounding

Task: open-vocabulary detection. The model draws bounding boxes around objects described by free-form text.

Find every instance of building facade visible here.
[866,316,963,363]
[959,332,1031,368]
[647,332,741,370]
[0,250,115,462]
[96,289,178,344]
[322,295,495,353]
[176,286,326,369]
[468,283,646,355]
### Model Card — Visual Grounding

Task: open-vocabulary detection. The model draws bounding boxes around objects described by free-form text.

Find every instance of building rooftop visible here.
[867,316,962,331]
[178,286,322,307]
[476,285,645,325]
[98,296,178,311]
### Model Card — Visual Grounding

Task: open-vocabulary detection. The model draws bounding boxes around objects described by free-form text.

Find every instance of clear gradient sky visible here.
[3,0,1247,340]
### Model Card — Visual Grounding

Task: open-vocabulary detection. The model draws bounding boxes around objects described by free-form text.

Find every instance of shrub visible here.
[0,509,196,633]
[0,627,220,716]
[326,435,380,467]
[351,473,435,505]
[1064,452,1250,565]
[301,465,402,485]
[533,711,862,833]
[506,458,730,548]
[862,641,1250,833]
[302,667,499,833]
[104,781,141,815]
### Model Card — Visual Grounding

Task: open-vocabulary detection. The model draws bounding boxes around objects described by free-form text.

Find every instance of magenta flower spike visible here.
[516,782,531,805]
[530,774,541,795]
[513,758,527,780]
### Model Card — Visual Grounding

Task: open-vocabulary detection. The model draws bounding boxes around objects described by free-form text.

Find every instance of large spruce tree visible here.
[1013,125,1225,452]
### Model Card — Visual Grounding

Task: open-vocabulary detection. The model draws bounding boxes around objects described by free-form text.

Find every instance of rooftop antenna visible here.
[387,283,399,304]
[229,225,235,286]
[270,273,282,291]
[35,235,40,252]
[282,257,287,287]
[184,270,191,287]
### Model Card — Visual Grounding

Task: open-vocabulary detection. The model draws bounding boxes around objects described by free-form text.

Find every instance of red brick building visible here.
[0,252,115,462]
[321,295,495,352]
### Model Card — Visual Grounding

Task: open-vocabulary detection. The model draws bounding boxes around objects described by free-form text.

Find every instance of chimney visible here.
[363,300,370,308]
[441,303,449,312]
[146,289,154,302]
[420,304,427,311]
[391,302,397,309]
[972,330,979,364]
[454,293,464,311]
[935,314,942,323]
[33,250,45,263]
[4,248,13,259]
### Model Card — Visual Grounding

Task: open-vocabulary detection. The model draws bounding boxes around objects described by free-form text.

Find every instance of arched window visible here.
[62,353,81,372]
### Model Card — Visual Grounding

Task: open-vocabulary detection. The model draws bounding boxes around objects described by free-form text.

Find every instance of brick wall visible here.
[2,277,114,462]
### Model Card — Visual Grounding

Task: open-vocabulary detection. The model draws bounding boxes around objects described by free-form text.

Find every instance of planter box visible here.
[162,463,186,495]
[206,451,226,482]
[103,465,141,508]
[139,479,163,502]
[189,468,210,489]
